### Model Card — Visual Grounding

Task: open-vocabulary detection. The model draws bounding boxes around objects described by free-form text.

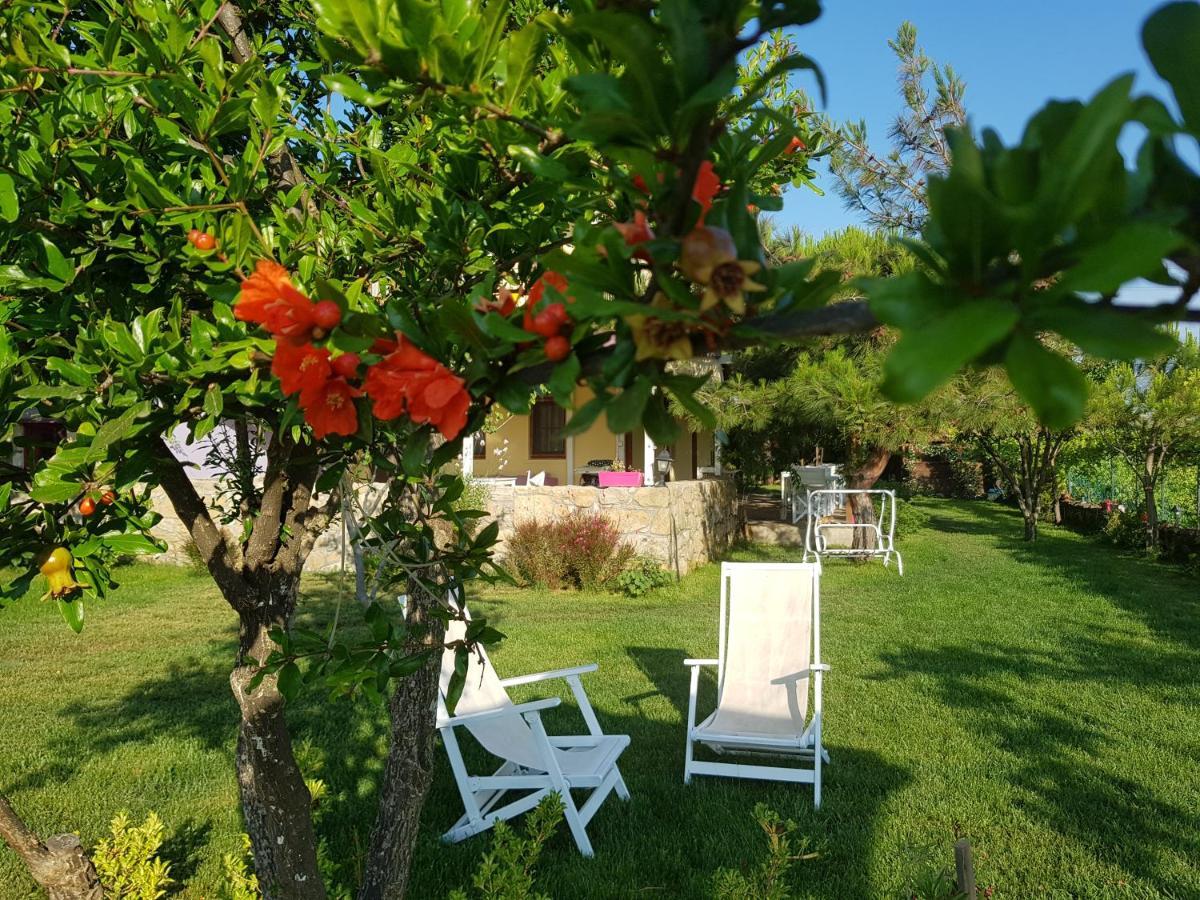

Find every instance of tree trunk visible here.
[358,585,447,900]
[1143,478,1159,551]
[0,797,103,900]
[848,445,890,554]
[1019,465,1040,542]
[231,579,327,900]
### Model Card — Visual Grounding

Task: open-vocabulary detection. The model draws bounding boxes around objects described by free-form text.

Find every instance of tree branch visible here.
[155,438,249,605]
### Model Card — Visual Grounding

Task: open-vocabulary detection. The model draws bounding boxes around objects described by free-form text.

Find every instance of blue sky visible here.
[777,0,1174,236]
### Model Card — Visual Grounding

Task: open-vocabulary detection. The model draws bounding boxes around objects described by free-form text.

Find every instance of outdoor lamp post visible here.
[654,448,673,487]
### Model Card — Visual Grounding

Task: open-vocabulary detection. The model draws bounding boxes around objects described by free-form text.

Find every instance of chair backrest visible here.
[715,562,820,734]
[439,617,546,769]
[527,470,546,486]
[796,466,832,488]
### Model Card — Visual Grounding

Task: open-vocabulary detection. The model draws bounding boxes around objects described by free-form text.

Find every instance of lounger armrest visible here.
[498,663,599,687]
[439,697,561,728]
[809,664,831,673]
[683,658,719,667]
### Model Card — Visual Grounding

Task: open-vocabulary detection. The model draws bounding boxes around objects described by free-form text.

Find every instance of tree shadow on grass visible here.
[923,500,1200,655]
[611,645,912,899]
[872,637,1200,893]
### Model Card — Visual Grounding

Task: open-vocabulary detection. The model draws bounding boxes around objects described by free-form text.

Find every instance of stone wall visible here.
[481,478,739,575]
[147,478,359,573]
[147,477,740,576]
[1059,499,1110,533]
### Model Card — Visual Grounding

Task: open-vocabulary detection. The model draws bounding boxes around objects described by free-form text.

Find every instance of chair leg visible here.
[614,766,631,801]
[558,788,595,858]
[813,750,822,809]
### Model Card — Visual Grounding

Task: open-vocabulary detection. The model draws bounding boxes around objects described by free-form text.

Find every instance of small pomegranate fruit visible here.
[313,300,342,331]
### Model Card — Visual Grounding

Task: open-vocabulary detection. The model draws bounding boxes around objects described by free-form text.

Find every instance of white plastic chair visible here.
[683,562,830,806]
[437,617,631,857]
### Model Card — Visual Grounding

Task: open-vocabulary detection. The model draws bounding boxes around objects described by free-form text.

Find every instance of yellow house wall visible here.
[467,386,715,485]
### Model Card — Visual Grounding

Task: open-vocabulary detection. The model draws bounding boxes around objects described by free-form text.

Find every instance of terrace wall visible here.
[480,478,739,575]
[147,476,740,576]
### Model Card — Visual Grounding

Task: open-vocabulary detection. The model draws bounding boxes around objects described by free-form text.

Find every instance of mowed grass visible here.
[1,499,1198,898]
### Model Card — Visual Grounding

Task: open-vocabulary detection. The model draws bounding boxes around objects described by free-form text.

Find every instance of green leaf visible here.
[507,145,569,181]
[562,395,606,437]
[100,533,164,557]
[444,646,469,713]
[605,379,651,433]
[277,661,303,701]
[29,480,84,504]
[1033,301,1179,360]
[1142,2,1200,132]
[1058,223,1184,294]
[93,402,148,451]
[547,354,581,406]
[203,384,224,419]
[1004,333,1088,429]
[401,430,431,476]
[38,236,73,284]
[883,299,1019,402]
[57,598,85,634]
[642,392,678,446]
[0,173,18,223]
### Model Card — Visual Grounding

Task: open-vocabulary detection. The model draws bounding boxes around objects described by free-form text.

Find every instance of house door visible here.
[623,432,634,470]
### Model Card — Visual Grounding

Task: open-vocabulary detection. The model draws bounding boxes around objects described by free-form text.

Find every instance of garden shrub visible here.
[711,804,816,900]
[448,794,563,900]
[92,811,173,900]
[1102,510,1145,551]
[507,519,565,589]
[220,834,261,900]
[507,512,633,590]
[892,496,930,537]
[615,556,675,597]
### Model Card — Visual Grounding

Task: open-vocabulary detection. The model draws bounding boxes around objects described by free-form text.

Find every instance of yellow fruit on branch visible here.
[39,547,83,599]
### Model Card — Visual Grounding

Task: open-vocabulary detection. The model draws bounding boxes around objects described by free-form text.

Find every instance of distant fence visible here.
[1065,464,1200,529]
[1058,499,1200,563]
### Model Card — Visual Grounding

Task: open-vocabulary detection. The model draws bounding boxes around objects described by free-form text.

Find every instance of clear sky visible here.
[776,0,1174,236]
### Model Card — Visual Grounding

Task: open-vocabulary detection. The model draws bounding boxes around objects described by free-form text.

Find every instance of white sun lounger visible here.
[683,562,830,806]
[437,616,631,856]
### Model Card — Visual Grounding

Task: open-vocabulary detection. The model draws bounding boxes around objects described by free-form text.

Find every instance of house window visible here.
[529,400,566,458]
[19,420,65,471]
[473,433,486,459]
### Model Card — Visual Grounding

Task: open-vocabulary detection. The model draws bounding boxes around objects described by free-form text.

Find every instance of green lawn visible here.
[1,499,1198,898]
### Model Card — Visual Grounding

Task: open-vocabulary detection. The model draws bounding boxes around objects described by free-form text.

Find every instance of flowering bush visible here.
[507,512,633,591]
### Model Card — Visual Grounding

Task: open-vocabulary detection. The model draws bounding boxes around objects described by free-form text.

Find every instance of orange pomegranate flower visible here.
[691,160,720,224]
[301,377,361,440]
[528,270,570,306]
[271,342,332,397]
[235,260,317,344]
[363,337,470,440]
[613,211,655,262]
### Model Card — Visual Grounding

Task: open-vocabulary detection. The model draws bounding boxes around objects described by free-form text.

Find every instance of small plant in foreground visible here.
[711,804,817,900]
[449,794,564,900]
[91,811,173,900]
[221,834,261,900]
[615,556,675,597]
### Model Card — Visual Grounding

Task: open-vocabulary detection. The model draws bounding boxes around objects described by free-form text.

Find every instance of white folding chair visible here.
[437,617,631,857]
[683,562,830,806]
